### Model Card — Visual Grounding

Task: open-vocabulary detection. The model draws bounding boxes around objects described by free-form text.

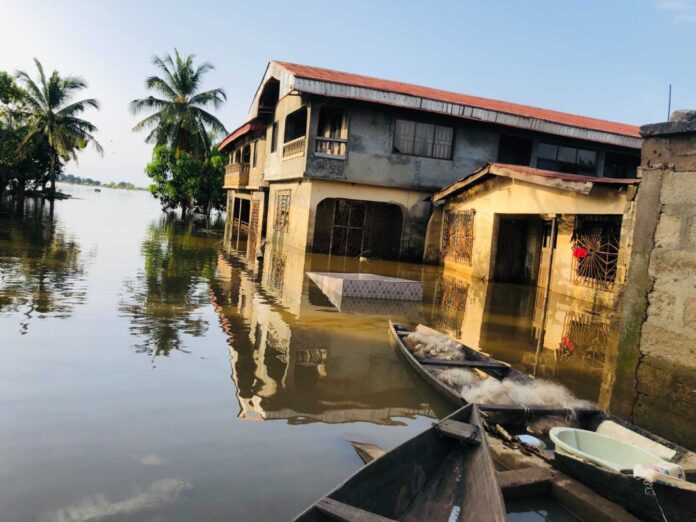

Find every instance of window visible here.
[242,145,251,164]
[498,135,533,166]
[316,108,348,157]
[571,215,622,291]
[284,107,307,143]
[314,107,348,154]
[536,142,597,174]
[271,122,278,153]
[252,140,258,167]
[318,108,347,139]
[442,210,475,265]
[604,151,639,179]
[273,190,291,232]
[393,119,453,159]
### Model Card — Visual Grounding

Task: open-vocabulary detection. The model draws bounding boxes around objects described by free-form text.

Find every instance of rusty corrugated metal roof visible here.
[218,122,266,152]
[275,62,640,139]
[432,162,640,201]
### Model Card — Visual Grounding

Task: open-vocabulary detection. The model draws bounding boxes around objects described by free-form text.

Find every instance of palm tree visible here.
[16,59,102,201]
[130,50,227,159]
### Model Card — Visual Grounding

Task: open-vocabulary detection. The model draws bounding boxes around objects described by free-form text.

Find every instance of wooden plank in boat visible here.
[497,467,553,499]
[316,498,396,522]
[479,404,601,416]
[437,420,481,445]
[419,357,510,372]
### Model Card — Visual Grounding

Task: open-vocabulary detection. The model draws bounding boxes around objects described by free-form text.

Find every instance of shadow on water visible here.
[0,198,88,334]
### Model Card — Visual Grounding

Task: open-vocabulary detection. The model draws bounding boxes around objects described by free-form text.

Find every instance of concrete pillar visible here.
[614,111,696,447]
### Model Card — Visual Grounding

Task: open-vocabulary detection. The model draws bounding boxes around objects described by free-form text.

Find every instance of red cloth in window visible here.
[560,337,575,352]
[573,247,589,259]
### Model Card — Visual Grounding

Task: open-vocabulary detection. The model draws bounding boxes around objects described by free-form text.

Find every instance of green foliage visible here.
[145,144,225,216]
[0,73,53,198]
[130,49,227,160]
[57,173,101,186]
[1,60,101,201]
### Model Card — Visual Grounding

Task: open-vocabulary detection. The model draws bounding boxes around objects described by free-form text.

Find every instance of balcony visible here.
[224,163,250,188]
[282,136,306,158]
[315,137,347,159]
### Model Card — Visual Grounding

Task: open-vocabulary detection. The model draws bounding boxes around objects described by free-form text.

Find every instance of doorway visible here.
[492,215,544,284]
[313,198,403,259]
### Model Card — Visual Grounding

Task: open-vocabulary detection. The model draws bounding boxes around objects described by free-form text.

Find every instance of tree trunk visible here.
[49,152,57,201]
[14,179,26,215]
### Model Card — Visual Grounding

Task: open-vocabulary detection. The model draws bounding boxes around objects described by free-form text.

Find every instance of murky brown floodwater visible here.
[0,184,682,522]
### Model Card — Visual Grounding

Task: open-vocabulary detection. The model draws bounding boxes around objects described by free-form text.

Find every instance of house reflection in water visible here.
[209,241,446,425]
[429,274,621,406]
[211,235,631,426]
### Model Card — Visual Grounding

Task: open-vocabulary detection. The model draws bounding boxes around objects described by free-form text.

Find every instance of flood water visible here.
[0,185,676,521]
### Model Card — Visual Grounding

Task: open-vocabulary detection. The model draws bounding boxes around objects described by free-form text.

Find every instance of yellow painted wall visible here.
[441,176,634,306]
[264,95,309,182]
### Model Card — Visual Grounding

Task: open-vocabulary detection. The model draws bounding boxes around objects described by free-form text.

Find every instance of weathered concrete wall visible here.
[306,101,500,191]
[305,99,640,194]
[263,94,309,182]
[614,114,696,448]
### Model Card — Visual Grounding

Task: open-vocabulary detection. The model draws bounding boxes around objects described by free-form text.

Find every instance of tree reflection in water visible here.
[119,217,220,357]
[0,199,87,333]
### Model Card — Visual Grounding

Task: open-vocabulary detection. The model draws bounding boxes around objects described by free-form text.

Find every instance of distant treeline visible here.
[57,173,144,190]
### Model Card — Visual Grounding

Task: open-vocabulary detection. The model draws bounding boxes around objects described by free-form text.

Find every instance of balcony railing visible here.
[282,136,306,158]
[224,163,250,188]
[315,137,347,159]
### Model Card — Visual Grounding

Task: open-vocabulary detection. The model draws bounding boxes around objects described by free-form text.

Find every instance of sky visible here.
[1,0,695,186]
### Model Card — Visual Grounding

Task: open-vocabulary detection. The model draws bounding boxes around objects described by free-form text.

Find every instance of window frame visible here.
[271,122,279,153]
[392,118,455,160]
[535,141,598,174]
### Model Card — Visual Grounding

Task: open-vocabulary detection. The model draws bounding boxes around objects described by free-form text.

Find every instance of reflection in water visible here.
[40,478,192,522]
[214,235,663,434]
[210,242,446,425]
[0,199,87,334]
[119,218,220,357]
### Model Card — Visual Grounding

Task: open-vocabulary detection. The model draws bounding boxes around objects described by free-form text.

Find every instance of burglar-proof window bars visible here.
[431,274,469,337]
[571,215,622,291]
[559,311,609,366]
[274,191,291,232]
[442,210,475,265]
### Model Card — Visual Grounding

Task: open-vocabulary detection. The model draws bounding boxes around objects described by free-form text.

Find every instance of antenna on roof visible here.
[667,84,672,121]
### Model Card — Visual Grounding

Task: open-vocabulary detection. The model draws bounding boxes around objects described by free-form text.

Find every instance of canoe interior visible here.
[479,405,696,522]
[388,322,462,407]
[295,405,506,522]
[554,451,695,522]
[388,322,530,408]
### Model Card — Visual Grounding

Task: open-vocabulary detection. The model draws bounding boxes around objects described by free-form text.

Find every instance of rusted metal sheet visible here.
[432,162,640,202]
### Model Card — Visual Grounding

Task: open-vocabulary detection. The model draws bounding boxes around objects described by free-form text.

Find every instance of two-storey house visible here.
[219,62,641,262]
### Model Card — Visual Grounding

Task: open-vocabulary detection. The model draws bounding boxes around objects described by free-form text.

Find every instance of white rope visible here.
[643,480,668,522]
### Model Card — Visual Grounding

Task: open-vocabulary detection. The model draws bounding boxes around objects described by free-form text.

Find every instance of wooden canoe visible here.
[293,404,507,522]
[388,321,530,407]
[480,404,696,522]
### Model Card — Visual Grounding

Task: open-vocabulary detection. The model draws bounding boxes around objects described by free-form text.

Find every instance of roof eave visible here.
[292,77,642,149]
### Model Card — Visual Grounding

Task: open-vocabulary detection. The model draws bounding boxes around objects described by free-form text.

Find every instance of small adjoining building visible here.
[427,162,640,306]
[219,61,642,262]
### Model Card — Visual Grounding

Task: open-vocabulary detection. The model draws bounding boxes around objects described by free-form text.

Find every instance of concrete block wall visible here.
[615,114,696,448]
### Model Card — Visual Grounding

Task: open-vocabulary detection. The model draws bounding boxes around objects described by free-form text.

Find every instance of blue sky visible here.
[2,0,695,185]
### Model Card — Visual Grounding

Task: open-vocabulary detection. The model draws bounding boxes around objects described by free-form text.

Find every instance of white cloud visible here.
[654,0,696,22]
[40,478,191,522]
[140,453,166,466]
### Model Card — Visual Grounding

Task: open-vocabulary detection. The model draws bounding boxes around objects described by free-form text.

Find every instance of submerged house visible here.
[219,61,641,262]
[428,163,640,306]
